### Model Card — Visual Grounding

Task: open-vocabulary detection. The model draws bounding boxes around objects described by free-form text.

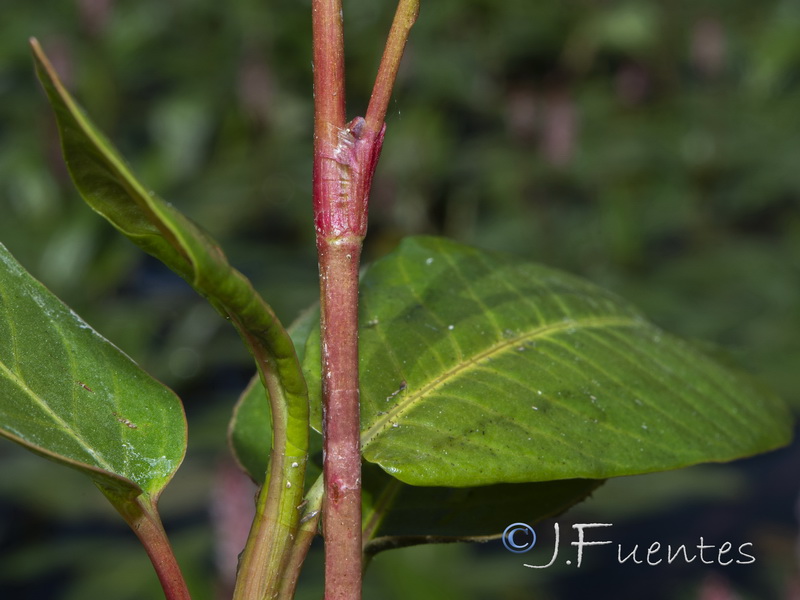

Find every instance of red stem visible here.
[318,238,363,600]
[365,0,420,131]
[312,1,416,598]
[312,1,363,598]
[107,492,191,600]
[312,0,346,134]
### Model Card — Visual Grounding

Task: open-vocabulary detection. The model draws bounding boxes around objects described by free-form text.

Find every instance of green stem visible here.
[232,330,308,600]
[277,476,324,600]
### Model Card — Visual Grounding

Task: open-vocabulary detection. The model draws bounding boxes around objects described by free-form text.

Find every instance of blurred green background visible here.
[1,0,799,598]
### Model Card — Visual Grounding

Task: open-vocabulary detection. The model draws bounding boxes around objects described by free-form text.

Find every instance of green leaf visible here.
[233,363,600,547]
[31,40,309,589]
[229,373,323,487]
[231,323,597,547]
[29,40,303,396]
[31,36,307,469]
[229,375,276,485]
[303,236,793,486]
[0,242,186,501]
[362,463,602,553]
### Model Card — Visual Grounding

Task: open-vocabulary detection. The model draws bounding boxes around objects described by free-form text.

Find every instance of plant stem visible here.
[317,238,364,600]
[313,0,346,133]
[312,0,418,597]
[365,0,420,131]
[105,492,191,600]
[312,0,360,598]
[277,476,324,600]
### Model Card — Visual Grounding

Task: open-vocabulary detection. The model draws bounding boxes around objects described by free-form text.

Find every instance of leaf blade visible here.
[0,242,186,499]
[229,306,321,485]
[303,236,792,486]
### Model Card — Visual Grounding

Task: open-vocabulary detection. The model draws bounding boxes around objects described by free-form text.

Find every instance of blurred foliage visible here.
[0,0,798,598]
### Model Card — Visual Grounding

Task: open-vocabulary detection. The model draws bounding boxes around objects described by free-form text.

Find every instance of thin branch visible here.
[278,477,324,600]
[365,0,420,131]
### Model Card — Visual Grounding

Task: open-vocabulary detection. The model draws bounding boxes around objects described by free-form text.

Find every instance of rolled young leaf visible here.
[29,40,305,413]
[229,373,322,489]
[31,39,310,597]
[30,34,308,484]
[229,305,320,485]
[300,236,792,487]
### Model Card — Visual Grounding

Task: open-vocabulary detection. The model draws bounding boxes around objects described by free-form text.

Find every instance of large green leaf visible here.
[0,242,185,501]
[302,236,792,486]
[231,331,601,547]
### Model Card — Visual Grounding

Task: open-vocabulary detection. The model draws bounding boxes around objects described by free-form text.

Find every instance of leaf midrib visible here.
[360,315,639,449]
[0,358,116,471]
[0,276,116,473]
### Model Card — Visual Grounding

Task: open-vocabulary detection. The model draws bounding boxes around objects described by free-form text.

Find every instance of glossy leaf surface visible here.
[303,236,792,486]
[231,329,597,545]
[0,242,185,499]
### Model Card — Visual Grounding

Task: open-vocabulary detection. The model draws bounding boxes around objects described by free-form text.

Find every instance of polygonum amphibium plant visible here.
[0,1,791,599]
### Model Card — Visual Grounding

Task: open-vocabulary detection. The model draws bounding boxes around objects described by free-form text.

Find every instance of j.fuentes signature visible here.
[503,523,755,568]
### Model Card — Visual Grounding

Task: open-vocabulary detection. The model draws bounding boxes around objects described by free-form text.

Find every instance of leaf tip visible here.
[29,38,64,94]
[29,37,45,60]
